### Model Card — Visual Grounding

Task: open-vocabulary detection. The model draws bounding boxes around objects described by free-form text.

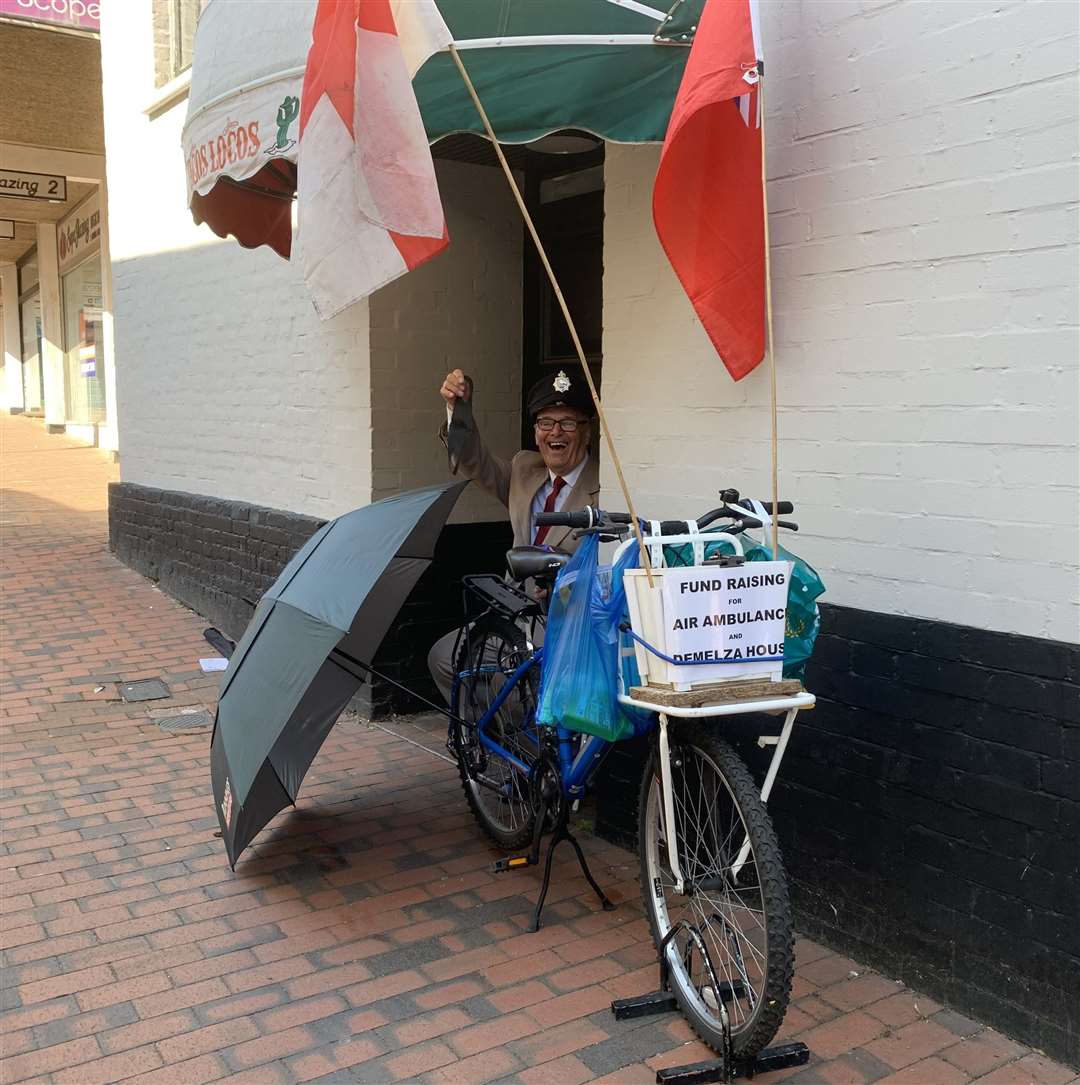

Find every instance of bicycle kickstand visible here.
[530,802,615,932]
[493,799,615,933]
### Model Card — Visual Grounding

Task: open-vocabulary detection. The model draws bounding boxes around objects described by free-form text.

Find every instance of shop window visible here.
[153,0,201,88]
[61,258,106,425]
[20,294,43,415]
[18,251,38,297]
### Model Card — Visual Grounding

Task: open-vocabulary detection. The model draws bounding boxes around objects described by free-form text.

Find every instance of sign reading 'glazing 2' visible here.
[0,169,67,202]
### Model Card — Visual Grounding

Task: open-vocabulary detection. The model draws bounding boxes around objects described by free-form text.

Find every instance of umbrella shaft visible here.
[329,648,470,729]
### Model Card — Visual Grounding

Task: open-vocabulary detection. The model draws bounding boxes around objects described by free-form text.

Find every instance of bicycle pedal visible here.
[492,855,533,874]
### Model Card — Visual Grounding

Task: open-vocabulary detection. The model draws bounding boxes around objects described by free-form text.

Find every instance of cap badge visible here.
[553,370,571,393]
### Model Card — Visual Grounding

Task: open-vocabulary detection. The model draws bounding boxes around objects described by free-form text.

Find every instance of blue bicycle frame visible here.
[450,644,612,800]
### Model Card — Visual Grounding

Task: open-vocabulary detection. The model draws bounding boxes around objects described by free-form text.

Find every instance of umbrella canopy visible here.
[211,480,468,865]
[182,0,704,258]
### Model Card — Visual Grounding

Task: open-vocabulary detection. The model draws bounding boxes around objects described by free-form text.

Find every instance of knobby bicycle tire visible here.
[452,615,540,850]
[638,723,794,1057]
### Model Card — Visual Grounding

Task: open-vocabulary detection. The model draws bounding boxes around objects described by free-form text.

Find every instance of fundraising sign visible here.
[661,563,790,676]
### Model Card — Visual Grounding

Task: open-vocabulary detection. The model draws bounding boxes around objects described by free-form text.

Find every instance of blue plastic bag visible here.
[537,536,647,742]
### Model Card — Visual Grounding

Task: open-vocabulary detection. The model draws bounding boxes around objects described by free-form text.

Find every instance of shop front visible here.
[58,192,106,433]
[0,5,115,448]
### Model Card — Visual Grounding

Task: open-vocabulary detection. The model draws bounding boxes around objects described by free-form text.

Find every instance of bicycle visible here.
[446,491,815,1062]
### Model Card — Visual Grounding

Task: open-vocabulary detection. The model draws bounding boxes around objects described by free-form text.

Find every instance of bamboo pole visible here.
[448,44,655,585]
[759,74,780,560]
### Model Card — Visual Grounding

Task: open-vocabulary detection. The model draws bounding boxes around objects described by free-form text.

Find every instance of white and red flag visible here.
[298,0,452,319]
[653,0,765,381]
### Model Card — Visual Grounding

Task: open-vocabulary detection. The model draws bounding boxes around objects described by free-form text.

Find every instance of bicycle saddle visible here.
[505,546,569,584]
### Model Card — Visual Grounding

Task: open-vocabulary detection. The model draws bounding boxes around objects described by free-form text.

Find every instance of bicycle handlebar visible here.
[535,495,796,534]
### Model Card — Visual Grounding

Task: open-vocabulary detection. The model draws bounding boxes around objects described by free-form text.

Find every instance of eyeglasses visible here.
[535,417,582,433]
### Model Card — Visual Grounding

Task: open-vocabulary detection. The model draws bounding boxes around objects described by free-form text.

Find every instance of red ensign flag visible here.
[653,0,764,381]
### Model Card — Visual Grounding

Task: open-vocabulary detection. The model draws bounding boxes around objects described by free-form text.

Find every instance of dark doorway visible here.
[520,150,604,449]
[429,132,605,450]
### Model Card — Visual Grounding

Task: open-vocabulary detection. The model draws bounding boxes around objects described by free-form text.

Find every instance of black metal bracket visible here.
[654,1044,809,1084]
[462,574,540,621]
[610,922,809,1083]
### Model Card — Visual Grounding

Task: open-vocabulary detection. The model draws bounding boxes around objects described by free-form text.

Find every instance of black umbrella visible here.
[211,481,468,865]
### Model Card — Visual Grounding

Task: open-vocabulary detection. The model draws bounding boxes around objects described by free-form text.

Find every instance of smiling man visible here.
[438,366,599,549]
[427,366,599,703]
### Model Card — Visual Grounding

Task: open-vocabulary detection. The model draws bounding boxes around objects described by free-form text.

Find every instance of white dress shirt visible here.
[530,456,588,544]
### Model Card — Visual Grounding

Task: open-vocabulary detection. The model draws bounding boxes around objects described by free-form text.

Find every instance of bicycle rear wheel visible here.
[452,615,540,850]
[638,722,794,1057]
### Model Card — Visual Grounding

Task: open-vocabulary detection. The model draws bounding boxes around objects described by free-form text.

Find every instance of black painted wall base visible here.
[594,607,1079,1066]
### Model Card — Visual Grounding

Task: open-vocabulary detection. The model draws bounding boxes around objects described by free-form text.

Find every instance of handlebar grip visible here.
[534,508,594,529]
[739,499,793,515]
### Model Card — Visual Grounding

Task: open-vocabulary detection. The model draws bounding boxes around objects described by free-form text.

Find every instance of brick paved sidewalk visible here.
[2,413,1075,1085]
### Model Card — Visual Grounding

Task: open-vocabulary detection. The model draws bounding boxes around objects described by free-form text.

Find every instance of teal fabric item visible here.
[662,539,826,680]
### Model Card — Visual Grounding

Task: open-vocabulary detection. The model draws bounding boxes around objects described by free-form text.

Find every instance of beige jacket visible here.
[441,404,598,553]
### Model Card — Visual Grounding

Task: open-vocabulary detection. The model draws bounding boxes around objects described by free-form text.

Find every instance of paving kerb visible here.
[1,412,1076,1085]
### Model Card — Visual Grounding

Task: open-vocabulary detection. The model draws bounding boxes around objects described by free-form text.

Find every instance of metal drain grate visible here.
[119,678,170,702]
[157,709,213,733]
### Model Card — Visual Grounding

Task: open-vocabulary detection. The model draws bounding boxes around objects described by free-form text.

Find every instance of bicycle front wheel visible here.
[452,615,540,850]
[638,723,794,1057]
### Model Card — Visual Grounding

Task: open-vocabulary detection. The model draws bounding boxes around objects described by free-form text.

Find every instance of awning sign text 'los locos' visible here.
[186,118,262,190]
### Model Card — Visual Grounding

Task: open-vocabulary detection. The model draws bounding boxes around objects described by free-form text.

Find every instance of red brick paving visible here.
[2,413,1077,1085]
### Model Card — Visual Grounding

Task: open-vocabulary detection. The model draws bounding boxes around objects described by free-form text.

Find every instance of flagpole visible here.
[448,44,655,584]
[758,68,780,561]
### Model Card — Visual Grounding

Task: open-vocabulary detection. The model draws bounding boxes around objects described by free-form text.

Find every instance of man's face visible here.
[534,407,590,476]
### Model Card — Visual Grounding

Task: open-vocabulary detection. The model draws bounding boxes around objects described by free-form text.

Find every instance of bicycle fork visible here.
[657,707,803,894]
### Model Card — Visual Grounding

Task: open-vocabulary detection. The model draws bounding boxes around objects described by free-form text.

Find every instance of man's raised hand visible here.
[440,369,471,407]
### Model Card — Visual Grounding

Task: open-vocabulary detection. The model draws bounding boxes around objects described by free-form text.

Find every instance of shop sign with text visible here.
[58,192,101,274]
[0,169,66,202]
[186,118,264,191]
[0,0,99,33]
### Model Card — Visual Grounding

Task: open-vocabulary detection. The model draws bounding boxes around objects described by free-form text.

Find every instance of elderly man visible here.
[426,366,599,703]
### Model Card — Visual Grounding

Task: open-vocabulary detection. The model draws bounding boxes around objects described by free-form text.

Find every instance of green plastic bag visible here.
[662,539,825,680]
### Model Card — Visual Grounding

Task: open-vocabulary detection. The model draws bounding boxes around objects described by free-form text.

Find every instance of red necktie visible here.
[533,476,566,545]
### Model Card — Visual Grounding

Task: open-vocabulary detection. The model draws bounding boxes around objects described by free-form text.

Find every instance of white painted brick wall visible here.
[602,0,1079,643]
[100,2,374,519]
[102,0,1078,639]
[100,8,519,526]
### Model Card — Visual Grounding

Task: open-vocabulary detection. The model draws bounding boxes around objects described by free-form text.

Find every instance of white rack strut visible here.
[619,691,815,895]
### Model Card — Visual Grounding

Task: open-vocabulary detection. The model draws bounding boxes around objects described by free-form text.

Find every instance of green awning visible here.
[184,0,707,258]
[417,0,706,145]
